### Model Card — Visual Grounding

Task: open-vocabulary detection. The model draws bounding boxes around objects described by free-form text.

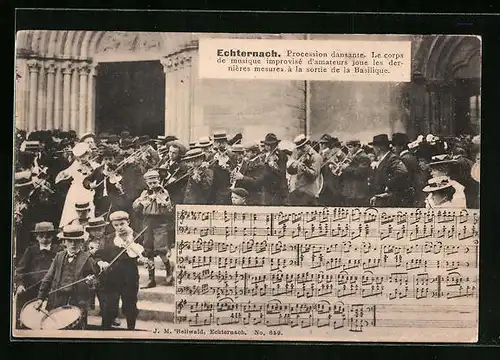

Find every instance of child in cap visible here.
[231,188,249,205]
[93,211,152,330]
[132,170,174,288]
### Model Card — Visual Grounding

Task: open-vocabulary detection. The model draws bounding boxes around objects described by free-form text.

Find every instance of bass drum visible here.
[41,305,83,330]
[19,299,47,330]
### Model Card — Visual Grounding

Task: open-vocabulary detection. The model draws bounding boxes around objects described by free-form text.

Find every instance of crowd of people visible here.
[12,127,480,330]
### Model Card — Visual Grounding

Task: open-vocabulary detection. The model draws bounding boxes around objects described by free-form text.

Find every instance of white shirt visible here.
[39,244,51,251]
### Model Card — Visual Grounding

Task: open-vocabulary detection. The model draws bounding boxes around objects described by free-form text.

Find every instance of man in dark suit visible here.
[261,133,288,205]
[318,134,346,207]
[392,133,426,207]
[183,148,215,204]
[340,139,372,207]
[159,143,189,205]
[368,134,410,207]
[232,142,266,205]
[34,225,98,329]
[209,131,237,205]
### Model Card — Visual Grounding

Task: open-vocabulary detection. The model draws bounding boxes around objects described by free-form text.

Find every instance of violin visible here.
[213,149,230,169]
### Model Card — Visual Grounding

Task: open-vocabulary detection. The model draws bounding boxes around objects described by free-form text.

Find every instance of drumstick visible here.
[17,269,49,276]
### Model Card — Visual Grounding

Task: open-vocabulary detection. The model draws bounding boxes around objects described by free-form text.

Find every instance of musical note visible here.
[173,206,479,339]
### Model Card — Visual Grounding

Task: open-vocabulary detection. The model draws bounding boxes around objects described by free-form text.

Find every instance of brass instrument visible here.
[229,161,244,189]
[327,146,353,176]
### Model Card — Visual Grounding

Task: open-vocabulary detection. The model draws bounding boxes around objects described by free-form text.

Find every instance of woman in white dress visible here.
[56,142,99,228]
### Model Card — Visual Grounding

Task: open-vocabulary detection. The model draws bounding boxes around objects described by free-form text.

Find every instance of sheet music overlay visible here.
[174,206,479,342]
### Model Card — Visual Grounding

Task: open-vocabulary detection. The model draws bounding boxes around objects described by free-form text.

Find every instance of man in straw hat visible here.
[182,148,215,205]
[260,133,288,205]
[133,170,175,288]
[230,142,266,205]
[210,131,237,205]
[68,200,92,228]
[15,222,59,328]
[14,171,37,260]
[34,225,99,330]
[368,134,410,207]
[157,142,189,205]
[286,134,322,206]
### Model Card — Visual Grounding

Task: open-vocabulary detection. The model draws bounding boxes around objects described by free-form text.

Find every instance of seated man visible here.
[34,225,98,330]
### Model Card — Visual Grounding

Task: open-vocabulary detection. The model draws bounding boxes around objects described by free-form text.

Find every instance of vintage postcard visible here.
[11,31,480,342]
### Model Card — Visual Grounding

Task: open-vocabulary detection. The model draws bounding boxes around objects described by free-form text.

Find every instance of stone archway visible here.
[15,31,200,142]
[403,35,481,137]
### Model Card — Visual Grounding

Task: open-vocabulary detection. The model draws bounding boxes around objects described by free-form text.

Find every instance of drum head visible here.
[41,306,82,330]
[20,300,47,330]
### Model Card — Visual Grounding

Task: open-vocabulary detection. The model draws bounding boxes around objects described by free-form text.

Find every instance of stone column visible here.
[162,49,198,144]
[189,51,203,142]
[181,54,193,143]
[53,62,62,130]
[15,59,27,130]
[36,62,46,130]
[45,60,56,129]
[86,65,97,133]
[161,58,175,136]
[70,62,79,131]
[175,57,185,141]
[78,62,91,135]
[61,61,72,130]
[27,59,41,132]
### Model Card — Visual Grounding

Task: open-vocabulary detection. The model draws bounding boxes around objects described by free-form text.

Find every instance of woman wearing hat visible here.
[423,176,463,208]
[55,142,97,228]
[427,154,467,208]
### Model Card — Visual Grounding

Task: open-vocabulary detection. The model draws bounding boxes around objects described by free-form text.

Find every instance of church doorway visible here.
[95,60,165,137]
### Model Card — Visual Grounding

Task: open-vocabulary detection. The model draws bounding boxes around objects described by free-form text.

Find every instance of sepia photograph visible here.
[11,31,480,341]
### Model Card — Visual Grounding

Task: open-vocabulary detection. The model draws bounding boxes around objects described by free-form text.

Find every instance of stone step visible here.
[87,316,172,331]
[89,298,175,323]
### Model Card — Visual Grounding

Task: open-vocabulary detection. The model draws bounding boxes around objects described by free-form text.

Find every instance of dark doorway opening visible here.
[95,61,165,137]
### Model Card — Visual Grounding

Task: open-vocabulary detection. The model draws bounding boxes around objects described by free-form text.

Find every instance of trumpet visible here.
[328,147,354,176]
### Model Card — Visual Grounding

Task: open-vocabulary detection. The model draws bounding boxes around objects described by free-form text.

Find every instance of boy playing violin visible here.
[92,211,153,330]
[132,170,174,288]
